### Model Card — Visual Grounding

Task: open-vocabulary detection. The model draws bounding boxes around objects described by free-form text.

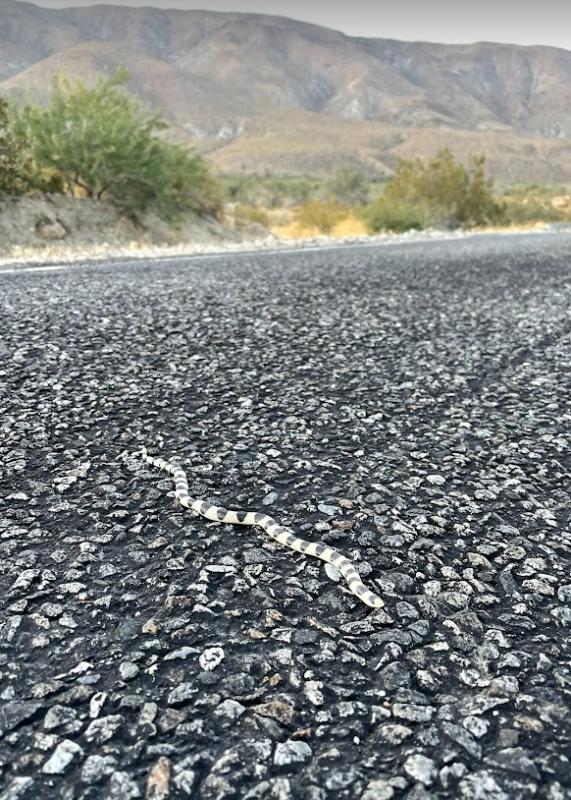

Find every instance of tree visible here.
[0,96,30,196]
[14,69,221,219]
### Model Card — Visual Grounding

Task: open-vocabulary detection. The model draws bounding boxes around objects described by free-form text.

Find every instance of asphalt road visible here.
[1,233,570,800]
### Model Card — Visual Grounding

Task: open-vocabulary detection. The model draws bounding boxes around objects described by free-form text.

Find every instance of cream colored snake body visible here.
[140,447,383,609]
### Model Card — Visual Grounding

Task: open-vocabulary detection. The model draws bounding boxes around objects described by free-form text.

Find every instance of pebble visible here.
[109,771,141,798]
[375,723,413,744]
[273,740,312,766]
[304,681,325,706]
[463,716,489,739]
[403,754,437,786]
[377,662,411,690]
[392,703,435,722]
[324,563,341,582]
[42,740,83,774]
[318,504,339,516]
[484,747,541,779]
[84,715,124,744]
[0,702,42,736]
[167,684,197,706]
[199,647,225,671]
[441,721,482,759]
[43,705,78,731]
[120,662,140,680]
[252,700,294,724]
[0,777,34,799]
[89,691,107,718]
[458,771,508,800]
[360,780,395,800]
[146,757,171,800]
[214,700,246,720]
[164,646,197,661]
[81,755,117,784]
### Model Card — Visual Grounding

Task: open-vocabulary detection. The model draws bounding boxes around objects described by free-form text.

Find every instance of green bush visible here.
[13,69,222,220]
[365,197,429,233]
[221,173,323,208]
[460,154,506,227]
[369,149,505,231]
[0,96,31,196]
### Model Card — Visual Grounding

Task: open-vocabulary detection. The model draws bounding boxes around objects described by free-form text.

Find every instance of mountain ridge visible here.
[2,0,571,182]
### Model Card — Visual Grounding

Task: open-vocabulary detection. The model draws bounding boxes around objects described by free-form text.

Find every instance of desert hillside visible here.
[2,1,571,181]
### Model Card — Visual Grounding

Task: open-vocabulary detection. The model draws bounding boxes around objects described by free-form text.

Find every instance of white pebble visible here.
[273,740,312,766]
[199,646,225,671]
[42,740,83,774]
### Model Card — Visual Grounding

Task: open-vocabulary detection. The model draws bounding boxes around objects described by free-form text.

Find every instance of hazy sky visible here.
[12,0,571,50]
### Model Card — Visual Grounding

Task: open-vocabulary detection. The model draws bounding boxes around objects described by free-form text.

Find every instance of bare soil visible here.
[0,194,257,258]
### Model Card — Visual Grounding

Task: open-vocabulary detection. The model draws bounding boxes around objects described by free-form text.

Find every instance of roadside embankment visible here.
[0,193,565,268]
[0,194,267,262]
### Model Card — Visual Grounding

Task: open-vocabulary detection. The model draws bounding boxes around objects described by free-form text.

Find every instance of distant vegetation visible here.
[365,150,505,232]
[1,70,222,221]
[222,174,326,208]
[2,70,571,239]
[294,198,350,234]
[226,151,506,235]
[500,183,571,225]
[225,156,571,237]
[222,170,386,207]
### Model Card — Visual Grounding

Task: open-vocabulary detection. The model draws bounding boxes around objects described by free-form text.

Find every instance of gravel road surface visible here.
[1,233,570,800]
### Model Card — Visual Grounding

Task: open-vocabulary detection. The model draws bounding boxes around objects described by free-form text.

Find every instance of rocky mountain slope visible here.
[2,1,571,181]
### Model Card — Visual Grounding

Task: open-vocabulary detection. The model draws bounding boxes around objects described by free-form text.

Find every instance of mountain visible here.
[2,0,571,182]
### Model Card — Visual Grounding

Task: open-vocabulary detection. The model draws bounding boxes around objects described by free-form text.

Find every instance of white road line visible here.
[0,228,563,278]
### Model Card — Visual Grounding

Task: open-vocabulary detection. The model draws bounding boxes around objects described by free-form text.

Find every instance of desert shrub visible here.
[232,204,270,228]
[501,184,571,224]
[0,96,31,196]
[503,197,561,224]
[460,154,506,226]
[13,69,222,220]
[326,168,370,205]
[222,173,323,208]
[294,197,350,233]
[365,197,429,233]
[371,149,504,230]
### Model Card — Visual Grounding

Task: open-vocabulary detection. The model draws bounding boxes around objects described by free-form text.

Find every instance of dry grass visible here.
[267,207,367,239]
[552,194,571,212]
[331,215,368,237]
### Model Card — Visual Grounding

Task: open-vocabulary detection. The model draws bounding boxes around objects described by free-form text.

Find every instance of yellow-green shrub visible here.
[293,197,350,233]
[233,204,270,228]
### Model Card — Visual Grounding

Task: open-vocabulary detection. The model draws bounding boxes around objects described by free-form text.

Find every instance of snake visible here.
[139,447,384,609]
